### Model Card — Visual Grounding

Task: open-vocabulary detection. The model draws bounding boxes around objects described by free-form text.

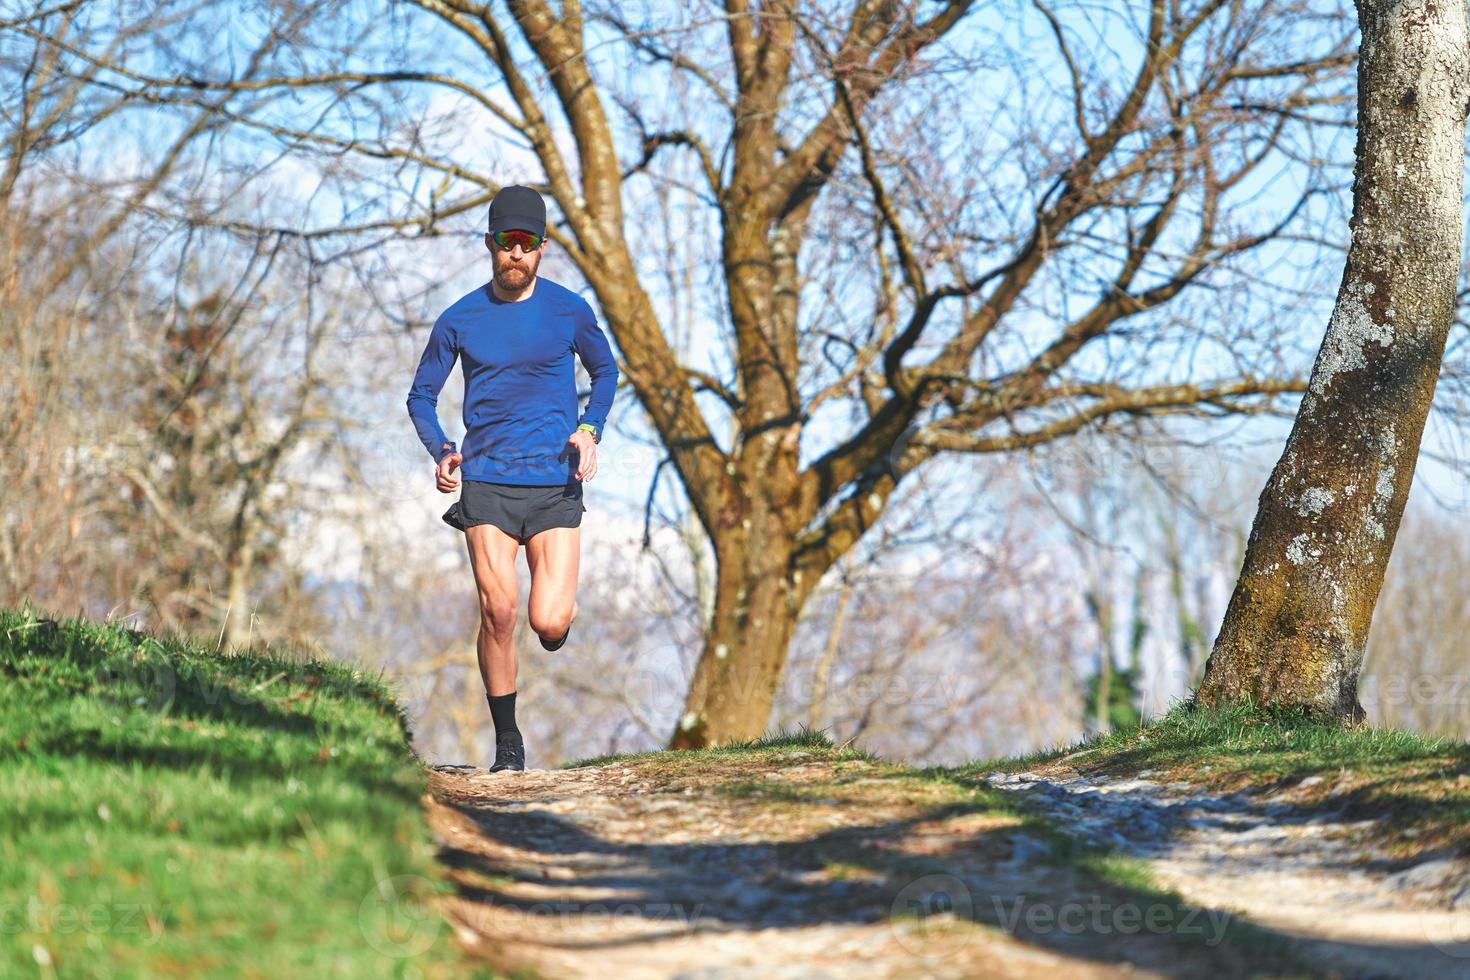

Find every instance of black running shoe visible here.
[539,622,570,651]
[488,731,525,772]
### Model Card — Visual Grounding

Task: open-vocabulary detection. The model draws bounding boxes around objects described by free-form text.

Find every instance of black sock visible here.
[487,691,519,737]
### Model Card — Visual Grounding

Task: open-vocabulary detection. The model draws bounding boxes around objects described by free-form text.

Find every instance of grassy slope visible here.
[0,604,491,979]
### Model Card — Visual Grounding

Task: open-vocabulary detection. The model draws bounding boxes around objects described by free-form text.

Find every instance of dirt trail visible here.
[423,757,1184,978]
[417,748,1469,978]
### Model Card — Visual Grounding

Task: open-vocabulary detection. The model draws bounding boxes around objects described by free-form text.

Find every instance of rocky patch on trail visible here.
[985,768,1470,979]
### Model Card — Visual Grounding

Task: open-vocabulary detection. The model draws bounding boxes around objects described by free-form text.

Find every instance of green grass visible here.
[973,700,1454,772]
[0,603,494,979]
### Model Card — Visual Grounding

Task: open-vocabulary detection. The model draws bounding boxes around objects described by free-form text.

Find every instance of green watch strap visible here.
[576,422,601,443]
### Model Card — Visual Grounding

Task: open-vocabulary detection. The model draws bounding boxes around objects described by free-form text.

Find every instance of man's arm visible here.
[572,300,618,439]
[406,312,460,463]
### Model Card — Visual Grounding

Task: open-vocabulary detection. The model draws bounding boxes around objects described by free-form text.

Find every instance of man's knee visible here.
[528,603,572,639]
[479,594,517,632]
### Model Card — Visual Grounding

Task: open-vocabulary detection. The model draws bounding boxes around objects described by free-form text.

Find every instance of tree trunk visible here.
[1086,585,1115,736]
[665,155,813,747]
[1195,0,1470,720]
[809,580,855,731]
[223,542,254,653]
[669,529,803,749]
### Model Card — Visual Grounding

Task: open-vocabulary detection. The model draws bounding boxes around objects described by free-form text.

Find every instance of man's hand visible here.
[436,451,463,493]
[567,429,598,482]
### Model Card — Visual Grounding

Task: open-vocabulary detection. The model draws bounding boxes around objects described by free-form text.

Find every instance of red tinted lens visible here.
[494,230,541,251]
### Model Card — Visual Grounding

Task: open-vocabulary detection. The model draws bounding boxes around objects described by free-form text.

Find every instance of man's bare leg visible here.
[525,525,580,644]
[465,522,523,695]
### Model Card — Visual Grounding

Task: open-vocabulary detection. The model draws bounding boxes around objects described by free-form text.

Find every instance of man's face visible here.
[486,230,546,292]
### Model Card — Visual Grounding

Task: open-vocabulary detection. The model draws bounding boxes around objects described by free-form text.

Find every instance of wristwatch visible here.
[576,422,601,444]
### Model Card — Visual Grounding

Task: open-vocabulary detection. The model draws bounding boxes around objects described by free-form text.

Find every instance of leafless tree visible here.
[1,3,352,652]
[104,250,343,651]
[1361,504,1470,736]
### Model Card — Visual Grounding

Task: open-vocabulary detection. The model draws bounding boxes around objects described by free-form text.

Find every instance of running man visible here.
[405,184,618,773]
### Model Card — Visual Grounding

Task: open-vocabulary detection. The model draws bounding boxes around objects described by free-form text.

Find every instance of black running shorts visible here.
[442,480,586,539]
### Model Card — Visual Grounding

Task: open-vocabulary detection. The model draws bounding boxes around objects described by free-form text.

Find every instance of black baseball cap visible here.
[487,185,546,236]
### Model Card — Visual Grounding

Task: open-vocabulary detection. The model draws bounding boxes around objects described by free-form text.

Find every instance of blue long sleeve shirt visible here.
[406,277,618,486]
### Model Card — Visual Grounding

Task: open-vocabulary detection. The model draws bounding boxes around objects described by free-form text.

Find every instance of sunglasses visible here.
[491,229,544,252]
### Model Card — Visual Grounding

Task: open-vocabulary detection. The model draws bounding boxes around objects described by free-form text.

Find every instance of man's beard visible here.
[493,251,539,291]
